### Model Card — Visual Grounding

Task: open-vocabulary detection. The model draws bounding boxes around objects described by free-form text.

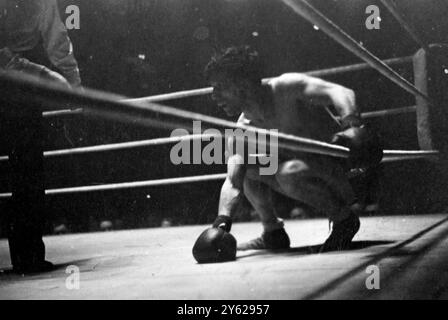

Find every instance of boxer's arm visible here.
[217,113,248,217]
[218,153,246,217]
[218,176,242,217]
[276,73,359,120]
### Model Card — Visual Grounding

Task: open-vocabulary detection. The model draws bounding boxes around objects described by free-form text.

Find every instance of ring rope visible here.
[0,148,437,199]
[33,56,412,118]
[382,150,439,162]
[42,108,83,118]
[0,3,438,201]
[0,73,440,200]
[0,73,439,165]
[124,56,412,104]
[0,105,417,162]
[280,0,429,103]
[0,173,228,199]
[0,136,436,164]
[0,71,353,160]
[359,105,416,119]
[0,134,217,162]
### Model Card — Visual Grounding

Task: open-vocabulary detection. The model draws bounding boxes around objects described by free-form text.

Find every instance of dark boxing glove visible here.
[192,227,237,263]
[332,114,383,170]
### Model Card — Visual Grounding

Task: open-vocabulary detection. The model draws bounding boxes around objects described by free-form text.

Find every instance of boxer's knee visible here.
[275,160,311,192]
[274,159,349,215]
[276,159,354,204]
[278,160,311,176]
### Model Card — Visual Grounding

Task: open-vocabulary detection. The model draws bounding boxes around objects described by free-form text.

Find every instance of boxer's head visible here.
[205,46,264,116]
[11,0,43,23]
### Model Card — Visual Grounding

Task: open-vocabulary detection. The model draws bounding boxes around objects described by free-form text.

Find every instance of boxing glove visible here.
[332,115,383,169]
[192,227,237,263]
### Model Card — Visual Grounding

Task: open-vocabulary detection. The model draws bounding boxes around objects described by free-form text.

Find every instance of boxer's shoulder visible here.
[271,73,308,88]
[269,73,310,103]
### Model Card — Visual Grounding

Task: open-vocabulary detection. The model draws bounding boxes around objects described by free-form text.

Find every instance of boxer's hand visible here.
[212,215,233,232]
[192,216,236,263]
[192,227,237,263]
[332,115,383,170]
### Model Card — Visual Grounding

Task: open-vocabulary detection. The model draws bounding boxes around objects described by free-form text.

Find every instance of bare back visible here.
[240,74,341,143]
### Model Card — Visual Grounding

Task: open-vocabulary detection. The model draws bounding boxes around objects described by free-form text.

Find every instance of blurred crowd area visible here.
[1,0,448,236]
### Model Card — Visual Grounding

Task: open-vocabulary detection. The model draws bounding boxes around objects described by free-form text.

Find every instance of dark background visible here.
[1,0,448,235]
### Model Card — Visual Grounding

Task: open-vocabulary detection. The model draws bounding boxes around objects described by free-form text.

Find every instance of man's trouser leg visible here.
[6,101,47,273]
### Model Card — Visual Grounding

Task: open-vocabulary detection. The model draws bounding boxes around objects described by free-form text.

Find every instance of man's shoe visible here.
[237,228,290,251]
[320,212,360,253]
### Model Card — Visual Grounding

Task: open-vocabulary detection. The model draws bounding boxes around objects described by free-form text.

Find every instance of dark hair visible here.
[204,46,263,85]
[22,0,44,18]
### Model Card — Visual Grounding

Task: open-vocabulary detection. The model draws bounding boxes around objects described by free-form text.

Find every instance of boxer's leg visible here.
[243,156,359,251]
[237,167,290,250]
[244,156,353,221]
[273,157,360,252]
[243,174,283,230]
[274,156,354,222]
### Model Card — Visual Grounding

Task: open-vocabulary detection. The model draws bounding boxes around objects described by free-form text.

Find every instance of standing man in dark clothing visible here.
[0,0,82,273]
[0,0,81,86]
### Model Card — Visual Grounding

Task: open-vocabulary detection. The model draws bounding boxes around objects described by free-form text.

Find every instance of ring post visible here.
[413,44,448,160]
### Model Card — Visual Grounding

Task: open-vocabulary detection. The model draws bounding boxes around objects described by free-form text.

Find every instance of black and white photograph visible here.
[1,0,448,303]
